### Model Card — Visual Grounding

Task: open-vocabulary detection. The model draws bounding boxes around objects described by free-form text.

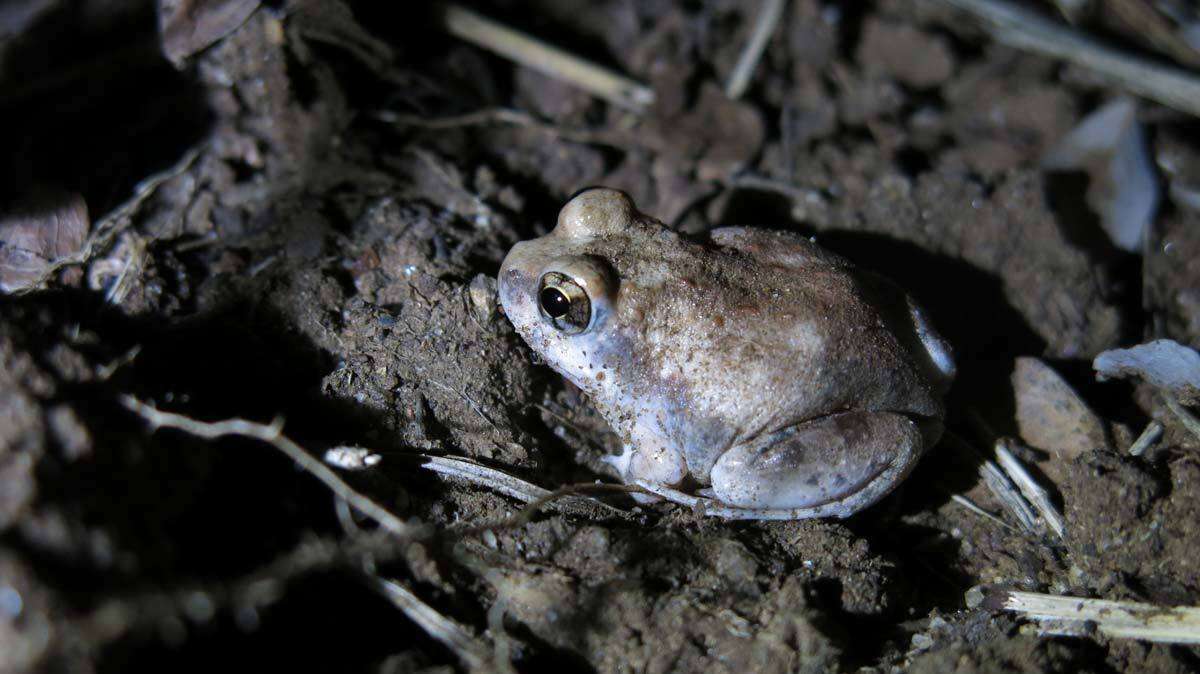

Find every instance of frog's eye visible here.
[538,271,591,334]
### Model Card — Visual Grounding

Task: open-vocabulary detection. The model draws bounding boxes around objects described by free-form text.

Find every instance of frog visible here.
[497,188,954,519]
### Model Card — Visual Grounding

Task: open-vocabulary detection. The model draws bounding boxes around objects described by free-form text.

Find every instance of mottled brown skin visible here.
[498,188,953,516]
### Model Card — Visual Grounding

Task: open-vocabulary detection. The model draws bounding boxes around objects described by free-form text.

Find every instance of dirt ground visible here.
[3,1,1200,672]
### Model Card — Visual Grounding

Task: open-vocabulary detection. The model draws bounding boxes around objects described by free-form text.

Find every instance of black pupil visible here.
[540,287,571,318]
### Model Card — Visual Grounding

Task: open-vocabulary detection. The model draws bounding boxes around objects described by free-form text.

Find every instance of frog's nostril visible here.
[500,268,529,297]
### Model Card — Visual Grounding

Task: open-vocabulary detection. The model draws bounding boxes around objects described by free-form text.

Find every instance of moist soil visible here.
[3,1,1200,673]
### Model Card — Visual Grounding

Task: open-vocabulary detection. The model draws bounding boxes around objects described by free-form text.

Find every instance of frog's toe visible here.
[602,443,635,478]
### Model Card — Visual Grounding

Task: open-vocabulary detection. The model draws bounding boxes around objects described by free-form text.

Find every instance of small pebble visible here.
[0,586,23,617]
[964,585,986,609]
[910,633,934,650]
[482,529,499,549]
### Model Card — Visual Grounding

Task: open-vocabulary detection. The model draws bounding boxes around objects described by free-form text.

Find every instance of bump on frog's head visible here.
[554,187,638,240]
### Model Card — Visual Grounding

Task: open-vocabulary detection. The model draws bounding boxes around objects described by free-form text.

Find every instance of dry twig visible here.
[1128,419,1164,456]
[397,453,627,519]
[369,576,496,672]
[404,453,553,504]
[1165,395,1200,442]
[725,0,788,99]
[119,402,543,667]
[944,432,1042,535]
[933,0,1200,118]
[994,439,1066,539]
[449,482,640,537]
[977,457,1041,533]
[992,589,1200,644]
[104,235,147,305]
[727,173,827,208]
[437,3,654,111]
[120,396,426,540]
[950,494,1016,532]
[375,107,627,147]
[96,345,142,381]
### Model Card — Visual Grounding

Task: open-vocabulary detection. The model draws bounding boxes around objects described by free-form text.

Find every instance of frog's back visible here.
[641,227,946,451]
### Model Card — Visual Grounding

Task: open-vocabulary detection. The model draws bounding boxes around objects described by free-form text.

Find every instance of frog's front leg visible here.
[707,411,932,516]
[603,431,688,504]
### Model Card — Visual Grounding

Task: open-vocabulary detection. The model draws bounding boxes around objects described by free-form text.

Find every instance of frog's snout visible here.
[497,241,539,327]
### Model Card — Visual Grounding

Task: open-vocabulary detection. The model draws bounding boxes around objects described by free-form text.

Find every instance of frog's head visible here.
[497,188,640,398]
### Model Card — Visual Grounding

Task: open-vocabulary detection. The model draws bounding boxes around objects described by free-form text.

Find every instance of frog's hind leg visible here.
[708,411,928,518]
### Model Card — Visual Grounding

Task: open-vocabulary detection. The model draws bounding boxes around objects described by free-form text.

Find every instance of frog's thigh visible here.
[709,411,922,512]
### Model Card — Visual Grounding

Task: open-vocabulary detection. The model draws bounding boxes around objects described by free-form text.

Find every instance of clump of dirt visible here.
[1063,450,1200,603]
[3,1,1200,673]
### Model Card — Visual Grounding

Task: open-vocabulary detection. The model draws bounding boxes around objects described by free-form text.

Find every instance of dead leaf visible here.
[1094,339,1200,405]
[1099,0,1200,69]
[1042,98,1159,252]
[0,192,89,293]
